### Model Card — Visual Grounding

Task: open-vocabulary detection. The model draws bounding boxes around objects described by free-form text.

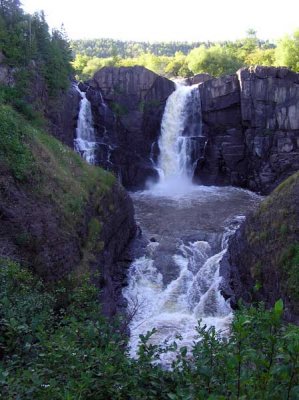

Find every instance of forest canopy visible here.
[71,29,299,80]
[0,0,73,107]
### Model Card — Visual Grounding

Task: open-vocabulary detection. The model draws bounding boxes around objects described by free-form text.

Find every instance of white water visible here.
[124,188,260,364]
[123,83,261,365]
[157,84,202,184]
[74,86,97,164]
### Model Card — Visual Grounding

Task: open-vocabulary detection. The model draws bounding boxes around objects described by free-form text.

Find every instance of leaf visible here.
[274,299,284,315]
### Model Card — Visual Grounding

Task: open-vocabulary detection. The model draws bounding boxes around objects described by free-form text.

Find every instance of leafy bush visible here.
[0,260,299,399]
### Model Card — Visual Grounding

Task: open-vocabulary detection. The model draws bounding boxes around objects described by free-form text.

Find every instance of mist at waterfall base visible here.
[123,84,261,364]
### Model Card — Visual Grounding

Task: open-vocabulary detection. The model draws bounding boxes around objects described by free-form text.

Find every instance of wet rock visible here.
[87,66,175,189]
[46,83,81,147]
[195,66,299,194]
[184,73,213,86]
[220,171,299,323]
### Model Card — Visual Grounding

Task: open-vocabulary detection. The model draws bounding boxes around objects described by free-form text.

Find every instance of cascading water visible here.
[157,84,203,183]
[123,83,261,365]
[74,86,97,164]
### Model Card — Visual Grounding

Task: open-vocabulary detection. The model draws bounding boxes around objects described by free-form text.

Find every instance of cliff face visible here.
[220,172,299,322]
[0,52,81,149]
[82,65,298,194]
[85,66,175,189]
[196,66,299,194]
[0,105,136,316]
[46,84,81,148]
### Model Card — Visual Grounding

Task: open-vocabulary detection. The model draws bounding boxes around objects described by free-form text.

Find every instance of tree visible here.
[275,29,299,72]
[187,45,243,77]
[245,48,275,66]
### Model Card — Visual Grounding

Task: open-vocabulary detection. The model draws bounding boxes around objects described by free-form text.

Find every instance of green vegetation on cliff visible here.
[1,260,299,399]
[232,172,299,319]
[0,103,115,280]
[0,0,73,111]
[72,29,299,80]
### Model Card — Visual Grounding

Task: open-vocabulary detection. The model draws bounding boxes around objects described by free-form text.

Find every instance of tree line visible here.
[72,30,299,80]
[0,0,73,115]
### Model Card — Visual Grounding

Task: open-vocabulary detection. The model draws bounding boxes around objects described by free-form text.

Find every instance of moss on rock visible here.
[223,171,299,322]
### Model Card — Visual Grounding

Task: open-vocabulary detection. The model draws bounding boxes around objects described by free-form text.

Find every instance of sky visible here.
[21,0,299,43]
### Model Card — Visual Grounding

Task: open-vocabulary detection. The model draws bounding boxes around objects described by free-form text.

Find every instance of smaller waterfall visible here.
[74,86,97,164]
[157,84,202,182]
[123,207,248,365]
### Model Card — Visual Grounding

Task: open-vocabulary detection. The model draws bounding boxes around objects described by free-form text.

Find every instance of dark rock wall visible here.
[196,66,299,194]
[220,172,299,323]
[46,84,81,148]
[195,74,246,186]
[85,66,175,189]
[239,67,299,193]
[0,167,136,317]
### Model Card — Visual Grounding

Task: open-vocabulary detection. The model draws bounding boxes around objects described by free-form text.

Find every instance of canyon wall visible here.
[196,66,299,194]
[220,172,299,322]
[85,66,175,189]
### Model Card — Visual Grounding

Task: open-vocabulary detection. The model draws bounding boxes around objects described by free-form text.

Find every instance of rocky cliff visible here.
[0,52,82,149]
[78,65,298,194]
[195,66,299,194]
[220,172,299,322]
[84,66,175,189]
[0,105,136,316]
[46,84,81,148]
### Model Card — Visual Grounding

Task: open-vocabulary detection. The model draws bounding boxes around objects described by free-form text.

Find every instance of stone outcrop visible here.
[239,67,299,193]
[46,84,81,148]
[82,65,298,194]
[0,123,136,317]
[183,73,213,86]
[85,66,175,189]
[195,66,299,194]
[220,172,299,323]
[195,74,246,186]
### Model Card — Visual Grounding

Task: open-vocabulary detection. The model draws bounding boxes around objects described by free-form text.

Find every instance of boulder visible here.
[183,73,213,86]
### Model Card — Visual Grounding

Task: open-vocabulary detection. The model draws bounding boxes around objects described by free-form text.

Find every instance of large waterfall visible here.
[74,86,97,164]
[157,84,202,183]
[123,83,261,365]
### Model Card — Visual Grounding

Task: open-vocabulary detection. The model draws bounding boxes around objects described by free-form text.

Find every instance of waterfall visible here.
[74,86,97,164]
[122,80,261,366]
[157,84,202,182]
[122,181,262,365]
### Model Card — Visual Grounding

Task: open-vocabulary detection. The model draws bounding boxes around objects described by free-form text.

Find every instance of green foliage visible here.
[31,124,115,229]
[72,29,299,80]
[1,259,299,399]
[275,29,299,72]
[186,44,243,77]
[280,243,299,302]
[0,3,73,117]
[110,101,128,117]
[0,104,34,180]
[71,38,204,59]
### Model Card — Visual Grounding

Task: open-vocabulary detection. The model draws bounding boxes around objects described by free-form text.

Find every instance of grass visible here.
[0,103,115,229]
[0,103,116,279]
[0,105,35,181]
[31,128,115,229]
[244,171,299,311]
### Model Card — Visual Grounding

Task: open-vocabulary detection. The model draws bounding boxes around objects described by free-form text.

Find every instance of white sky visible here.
[21,0,299,42]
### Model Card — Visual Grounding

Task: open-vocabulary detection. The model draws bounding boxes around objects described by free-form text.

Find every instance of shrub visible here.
[1,259,299,399]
